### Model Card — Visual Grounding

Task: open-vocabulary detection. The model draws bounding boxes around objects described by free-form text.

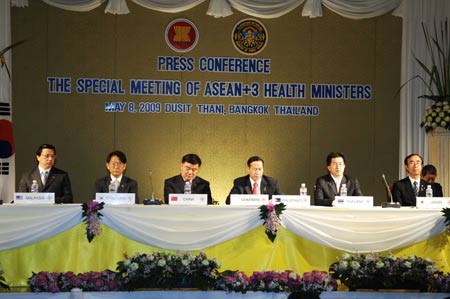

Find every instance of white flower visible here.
[181,259,189,266]
[350,261,360,270]
[404,261,412,268]
[432,122,438,128]
[441,121,447,127]
[436,116,442,122]
[202,259,210,266]
[436,101,443,107]
[427,116,433,122]
[157,259,166,267]
[375,261,384,269]
[339,261,348,269]
[130,262,139,271]
[435,107,442,112]
[432,111,437,117]
[123,259,131,266]
[364,254,375,262]
[445,116,450,122]
[408,255,416,261]
[342,253,351,260]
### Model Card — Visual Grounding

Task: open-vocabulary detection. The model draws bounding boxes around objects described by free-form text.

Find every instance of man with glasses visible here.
[18,143,73,203]
[392,153,442,206]
[314,152,362,206]
[225,156,283,204]
[94,150,138,203]
[164,153,213,204]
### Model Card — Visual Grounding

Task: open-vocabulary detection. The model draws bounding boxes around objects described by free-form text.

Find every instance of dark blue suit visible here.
[226,175,283,204]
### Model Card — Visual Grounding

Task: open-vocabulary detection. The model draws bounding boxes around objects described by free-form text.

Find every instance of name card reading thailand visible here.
[14,193,55,204]
[229,194,269,205]
[95,193,135,205]
[334,196,373,208]
[272,195,310,207]
[169,194,208,205]
[416,197,450,209]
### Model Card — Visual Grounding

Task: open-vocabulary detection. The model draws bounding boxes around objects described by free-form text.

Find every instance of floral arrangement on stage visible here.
[81,200,105,242]
[420,100,450,132]
[28,270,120,292]
[329,253,440,291]
[442,207,450,231]
[216,269,337,297]
[259,202,285,242]
[116,251,221,290]
[0,267,9,290]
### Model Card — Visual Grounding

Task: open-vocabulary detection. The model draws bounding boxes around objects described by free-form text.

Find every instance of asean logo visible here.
[232,18,268,55]
[165,18,199,53]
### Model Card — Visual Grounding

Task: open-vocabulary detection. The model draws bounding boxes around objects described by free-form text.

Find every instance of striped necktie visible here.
[413,181,418,196]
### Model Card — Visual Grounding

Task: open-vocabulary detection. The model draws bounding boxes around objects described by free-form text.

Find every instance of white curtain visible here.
[393,0,450,178]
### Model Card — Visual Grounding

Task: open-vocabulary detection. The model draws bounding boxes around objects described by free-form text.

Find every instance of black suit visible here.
[164,175,213,204]
[392,177,443,206]
[94,175,139,203]
[314,174,362,206]
[18,167,73,203]
[226,175,283,204]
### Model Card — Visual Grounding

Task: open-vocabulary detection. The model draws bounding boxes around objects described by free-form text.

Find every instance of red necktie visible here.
[252,182,258,194]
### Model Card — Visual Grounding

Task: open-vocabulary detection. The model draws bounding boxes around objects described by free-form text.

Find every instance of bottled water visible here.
[30,180,39,193]
[108,181,116,193]
[426,185,433,197]
[299,183,307,196]
[184,181,191,194]
[340,184,347,196]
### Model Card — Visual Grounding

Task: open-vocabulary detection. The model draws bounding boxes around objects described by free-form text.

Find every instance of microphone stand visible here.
[381,174,401,208]
[143,169,161,205]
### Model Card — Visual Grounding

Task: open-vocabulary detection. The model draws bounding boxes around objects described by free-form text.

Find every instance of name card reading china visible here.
[334,196,373,208]
[272,195,310,207]
[95,193,135,205]
[229,194,269,206]
[14,193,55,204]
[416,197,450,209]
[169,194,208,205]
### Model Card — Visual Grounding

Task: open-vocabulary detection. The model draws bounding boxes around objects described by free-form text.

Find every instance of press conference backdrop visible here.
[11,1,402,204]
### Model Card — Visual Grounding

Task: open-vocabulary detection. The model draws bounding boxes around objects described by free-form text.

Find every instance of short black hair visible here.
[247,156,264,167]
[107,150,127,164]
[404,153,423,165]
[326,152,345,166]
[422,164,437,176]
[36,144,56,156]
[182,153,202,166]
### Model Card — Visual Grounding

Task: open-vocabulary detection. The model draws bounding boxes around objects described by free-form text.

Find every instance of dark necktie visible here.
[413,181,418,196]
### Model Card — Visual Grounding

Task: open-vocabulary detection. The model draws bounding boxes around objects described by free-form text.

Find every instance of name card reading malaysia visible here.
[416,197,450,209]
[334,196,373,208]
[95,193,135,205]
[169,194,208,205]
[229,194,269,206]
[14,193,55,204]
[272,195,310,207]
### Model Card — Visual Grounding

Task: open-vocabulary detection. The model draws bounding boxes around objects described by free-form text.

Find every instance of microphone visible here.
[381,174,401,208]
[143,169,161,205]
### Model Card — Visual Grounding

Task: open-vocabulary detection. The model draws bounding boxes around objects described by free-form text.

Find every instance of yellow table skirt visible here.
[1,223,449,287]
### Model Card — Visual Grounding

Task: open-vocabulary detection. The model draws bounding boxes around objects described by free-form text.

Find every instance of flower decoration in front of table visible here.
[81,200,105,243]
[329,253,440,291]
[28,270,120,292]
[421,100,450,132]
[0,266,9,290]
[116,251,221,290]
[259,202,285,242]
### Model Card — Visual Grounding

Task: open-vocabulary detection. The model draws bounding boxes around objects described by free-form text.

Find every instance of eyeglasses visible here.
[109,162,124,168]
[41,154,56,159]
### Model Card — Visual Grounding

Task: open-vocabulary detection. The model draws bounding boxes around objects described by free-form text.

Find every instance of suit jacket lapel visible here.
[32,168,43,189]
[244,176,252,194]
[327,175,337,195]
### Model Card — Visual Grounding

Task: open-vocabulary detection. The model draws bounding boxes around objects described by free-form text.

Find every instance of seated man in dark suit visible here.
[314,152,362,206]
[18,143,73,203]
[164,153,213,204]
[421,164,444,197]
[226,156,283,204]
[392,154,443,206]
[94,150,138,203]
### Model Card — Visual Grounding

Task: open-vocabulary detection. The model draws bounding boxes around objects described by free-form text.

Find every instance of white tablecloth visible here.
[0,204,446,253]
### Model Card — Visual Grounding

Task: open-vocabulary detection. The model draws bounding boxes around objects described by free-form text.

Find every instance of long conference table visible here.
[0,204,449,288]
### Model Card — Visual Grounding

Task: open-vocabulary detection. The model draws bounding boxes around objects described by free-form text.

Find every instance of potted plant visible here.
[406,19,450,132]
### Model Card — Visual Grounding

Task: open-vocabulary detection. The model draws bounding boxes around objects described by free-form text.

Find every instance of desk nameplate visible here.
[272,195,310,207]
[95,193,135,205]
[334,196,373,208]
[14,193,55,204]
[229,194,269,205]
[416,197,450,209]
[169,194,208,205]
